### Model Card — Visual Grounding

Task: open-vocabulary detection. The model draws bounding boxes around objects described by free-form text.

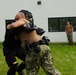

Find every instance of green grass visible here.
[0,42,76,75]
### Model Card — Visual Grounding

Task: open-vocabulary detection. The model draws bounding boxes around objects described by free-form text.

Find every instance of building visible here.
[0,0,76,42]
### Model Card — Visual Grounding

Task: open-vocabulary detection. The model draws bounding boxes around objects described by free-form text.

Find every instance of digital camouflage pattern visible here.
[25,45,62,75]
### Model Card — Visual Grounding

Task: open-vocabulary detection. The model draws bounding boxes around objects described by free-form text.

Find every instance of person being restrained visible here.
[7,9,61,75]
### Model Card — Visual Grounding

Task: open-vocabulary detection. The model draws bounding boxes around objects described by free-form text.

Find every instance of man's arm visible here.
[65,26,67,32]
[7,19,29,29]
[71,25,74,32]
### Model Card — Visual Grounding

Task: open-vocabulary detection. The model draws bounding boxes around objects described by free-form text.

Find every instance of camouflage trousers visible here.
[25,45,62,75]
[66,32,73,45]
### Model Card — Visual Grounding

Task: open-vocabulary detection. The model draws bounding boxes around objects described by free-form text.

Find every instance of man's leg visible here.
[3,47,18,75]
[69,33,73,45]
[16,47,26,75]
[5,55,18,75]
[7,63,18,75]
[39,45,62,75]
[25,49,40,75]
[67,33,73,45]
[17,62,25,75]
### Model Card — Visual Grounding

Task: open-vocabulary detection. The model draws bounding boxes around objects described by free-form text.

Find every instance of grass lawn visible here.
[0,42,76,75]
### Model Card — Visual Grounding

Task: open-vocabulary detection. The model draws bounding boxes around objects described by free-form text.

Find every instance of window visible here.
[48,17,76,32]
[48,18,59,32]
[5,19,15,26]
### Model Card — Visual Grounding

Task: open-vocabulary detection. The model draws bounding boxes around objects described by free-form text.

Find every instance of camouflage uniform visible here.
[25,45,62,75]
[66,32,73,45]
[65,21,73,45]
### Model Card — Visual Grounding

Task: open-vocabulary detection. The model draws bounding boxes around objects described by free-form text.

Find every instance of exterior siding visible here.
[0,0,76,42]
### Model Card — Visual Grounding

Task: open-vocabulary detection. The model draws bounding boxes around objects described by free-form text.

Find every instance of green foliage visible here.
[0,43,76,75]
[49,43,76,75]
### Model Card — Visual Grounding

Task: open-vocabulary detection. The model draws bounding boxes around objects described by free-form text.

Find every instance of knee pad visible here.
[7,63,18,75]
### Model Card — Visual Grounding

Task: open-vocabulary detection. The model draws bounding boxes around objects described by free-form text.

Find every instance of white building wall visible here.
[0,0,76,42]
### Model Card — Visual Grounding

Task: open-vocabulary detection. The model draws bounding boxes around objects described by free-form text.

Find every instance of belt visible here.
[30,40,46,46]
[36,40,46,45]
[26,40,46,53]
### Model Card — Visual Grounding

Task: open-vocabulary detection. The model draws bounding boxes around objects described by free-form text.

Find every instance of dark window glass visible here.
[5,19,15,26]
[70,17,76,31]
[48,18,59,32]
[59,17,69,31]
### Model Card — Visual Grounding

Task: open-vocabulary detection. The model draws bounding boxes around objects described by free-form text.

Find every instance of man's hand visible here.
[7,24,12,29]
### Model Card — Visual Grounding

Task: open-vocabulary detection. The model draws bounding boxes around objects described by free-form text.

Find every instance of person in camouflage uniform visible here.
[25,44,61,75]
[65,21,73,45]
[7,9,62,75]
